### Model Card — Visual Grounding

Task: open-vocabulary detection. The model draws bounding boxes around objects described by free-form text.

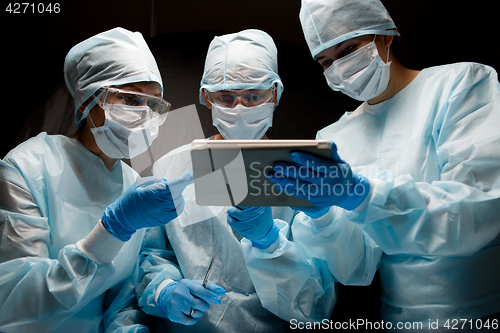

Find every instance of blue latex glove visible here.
[157,279,226,326]
[268,142,370,212]
[102,171,194,241]
[227,206,279,249]
[292,206,331,219]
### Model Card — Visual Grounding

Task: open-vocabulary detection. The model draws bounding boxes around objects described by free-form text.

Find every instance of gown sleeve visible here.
[291,209,382,286]
[0,161,121,332]
[103,279,151,333]
[240,218,339,323]
[344,63,500,256]
[134,225,183,318]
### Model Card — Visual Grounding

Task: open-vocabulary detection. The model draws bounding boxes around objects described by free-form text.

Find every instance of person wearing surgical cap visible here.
[0,27,193,332]
[199,28,283,141]
[133,29,339,331]
[236,0,500,330]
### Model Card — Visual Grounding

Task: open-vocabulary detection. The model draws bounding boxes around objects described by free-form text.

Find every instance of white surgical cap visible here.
[64,27,163,128]
[300,0,399,59]
[199,29,283,106]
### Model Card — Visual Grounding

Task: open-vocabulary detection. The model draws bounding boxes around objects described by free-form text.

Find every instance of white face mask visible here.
[90,104,162,159]
[324,41,391,101]
[212,102,274,140]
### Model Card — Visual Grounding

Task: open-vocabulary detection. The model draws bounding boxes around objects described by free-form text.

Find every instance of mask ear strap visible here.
[374,34,391,63]
[81,99,97,122]
[80,90,105,128]
[87,112,98,129]
[84,90,105,117]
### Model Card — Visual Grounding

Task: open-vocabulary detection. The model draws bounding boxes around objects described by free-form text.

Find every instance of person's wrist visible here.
[156,279,178,314]
[251,219,279,250]
[76,220,125,265]
[101,207,136,241]
[354,178,378,212]
[341,173,370,211]
[155,278,176,304]
[304,207,330,219]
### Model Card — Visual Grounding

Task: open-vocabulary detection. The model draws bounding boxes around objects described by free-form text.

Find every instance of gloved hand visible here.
[157,279,226,326]
[268,142,370,211]
[292,206,331,219]
[102,171,194,241]
[227,206,280,249]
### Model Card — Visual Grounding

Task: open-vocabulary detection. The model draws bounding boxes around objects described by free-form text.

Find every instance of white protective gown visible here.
[135,143,338,332]
[0,133,146,333]
[312,63,500,327]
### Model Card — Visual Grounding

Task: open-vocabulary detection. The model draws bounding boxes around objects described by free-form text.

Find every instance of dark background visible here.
[2,1,499,158]
[1,0,498,326]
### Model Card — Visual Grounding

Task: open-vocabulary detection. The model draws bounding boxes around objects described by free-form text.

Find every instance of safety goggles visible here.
[207,88,275,108]
[95,87,171,115]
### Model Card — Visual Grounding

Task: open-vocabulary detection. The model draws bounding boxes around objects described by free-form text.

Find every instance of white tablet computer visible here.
[190,139,332,206]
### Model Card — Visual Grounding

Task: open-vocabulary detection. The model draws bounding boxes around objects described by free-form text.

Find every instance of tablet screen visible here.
[191,140,332,206]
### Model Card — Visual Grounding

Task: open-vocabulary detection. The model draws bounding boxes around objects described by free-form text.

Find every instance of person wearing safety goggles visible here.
[0,27,193,332]
[202,86,277,140]
[84,85,171,162]
[233,0,500,330]
[133,29,337,332]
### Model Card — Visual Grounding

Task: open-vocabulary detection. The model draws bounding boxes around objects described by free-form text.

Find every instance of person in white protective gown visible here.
[0,27,192,333]
[134,29,361,332]
[239,0,500,331]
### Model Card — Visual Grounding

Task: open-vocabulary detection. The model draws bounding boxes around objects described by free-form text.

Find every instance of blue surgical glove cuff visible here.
[101,202,136,241]
[102,179,160,242]
[157,280,178,314]
[250,219,280,250]
[101,173,193,242]
[343,172,371,211]
[304,206,331,219]
[228,206,279,249]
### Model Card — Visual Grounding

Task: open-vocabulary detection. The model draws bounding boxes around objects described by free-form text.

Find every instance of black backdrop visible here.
[2,0,499,158]
[1,0,499,326]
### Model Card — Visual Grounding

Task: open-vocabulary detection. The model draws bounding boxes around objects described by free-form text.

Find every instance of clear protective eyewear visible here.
[95,87,171,115]
[207,88,275,109]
